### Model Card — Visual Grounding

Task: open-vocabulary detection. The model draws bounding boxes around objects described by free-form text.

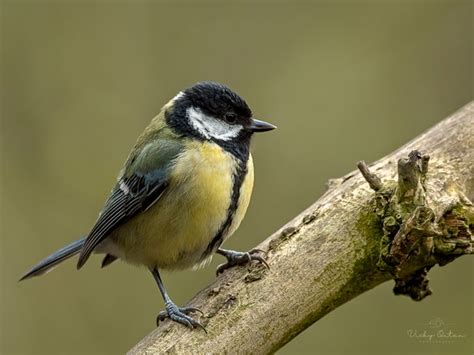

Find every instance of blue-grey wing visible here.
[76,133,184,269]
[76,170,168,269]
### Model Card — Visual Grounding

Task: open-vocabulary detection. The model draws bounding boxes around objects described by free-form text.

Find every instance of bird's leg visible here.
[150,268,205,330]
[215,247,269,275]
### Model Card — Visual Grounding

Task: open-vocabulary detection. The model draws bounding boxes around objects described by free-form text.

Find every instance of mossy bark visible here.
[129,102,473,354]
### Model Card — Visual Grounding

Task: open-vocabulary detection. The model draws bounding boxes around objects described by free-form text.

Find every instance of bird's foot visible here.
[216,248,269,275]
[157,301,206,331]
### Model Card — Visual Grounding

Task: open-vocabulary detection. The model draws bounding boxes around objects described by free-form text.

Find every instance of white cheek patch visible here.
[187,107,242,141]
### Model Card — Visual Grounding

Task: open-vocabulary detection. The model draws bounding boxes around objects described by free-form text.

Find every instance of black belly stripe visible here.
[202,157,248,259]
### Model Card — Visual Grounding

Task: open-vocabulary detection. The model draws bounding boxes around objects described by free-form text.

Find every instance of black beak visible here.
[248,118,277,133]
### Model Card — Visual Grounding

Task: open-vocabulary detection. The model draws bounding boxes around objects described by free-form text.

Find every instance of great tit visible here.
[20,81,276,329]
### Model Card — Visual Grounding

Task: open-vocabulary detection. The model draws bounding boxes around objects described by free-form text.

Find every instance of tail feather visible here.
[19,237,86,281]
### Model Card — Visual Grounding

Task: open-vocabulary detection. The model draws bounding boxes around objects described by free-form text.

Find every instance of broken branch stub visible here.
[358,150,474,301]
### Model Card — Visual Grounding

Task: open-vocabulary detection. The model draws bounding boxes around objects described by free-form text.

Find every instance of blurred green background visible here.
[1,1,472,354]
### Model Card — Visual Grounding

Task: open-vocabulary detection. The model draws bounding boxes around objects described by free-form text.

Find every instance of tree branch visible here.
[129,102,473,354]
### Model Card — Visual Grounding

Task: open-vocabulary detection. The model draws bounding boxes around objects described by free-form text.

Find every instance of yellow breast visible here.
[111,141,254,270]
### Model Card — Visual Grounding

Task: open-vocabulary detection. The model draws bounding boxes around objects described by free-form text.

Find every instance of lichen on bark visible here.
[358,150,474,301]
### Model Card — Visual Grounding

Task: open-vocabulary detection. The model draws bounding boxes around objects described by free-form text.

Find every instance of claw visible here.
[249,254,270,269]
[181,306,204,316]
[157,302,206,332]
[216,262,230,275]
[216,248,269,275]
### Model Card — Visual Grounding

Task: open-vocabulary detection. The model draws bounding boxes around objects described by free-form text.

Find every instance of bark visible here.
[129,102,473,354]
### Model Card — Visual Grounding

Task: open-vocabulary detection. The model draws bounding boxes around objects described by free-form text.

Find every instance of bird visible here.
[20,81,276,329]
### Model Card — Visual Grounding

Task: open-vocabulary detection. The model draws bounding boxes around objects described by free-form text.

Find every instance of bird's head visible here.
[165,82,276,148]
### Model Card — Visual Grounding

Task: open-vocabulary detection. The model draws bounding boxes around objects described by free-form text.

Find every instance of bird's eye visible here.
[224,112,237,124]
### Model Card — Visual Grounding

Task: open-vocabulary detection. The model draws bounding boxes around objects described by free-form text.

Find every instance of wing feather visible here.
[76,131,183,269]
[76,172,168,269]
